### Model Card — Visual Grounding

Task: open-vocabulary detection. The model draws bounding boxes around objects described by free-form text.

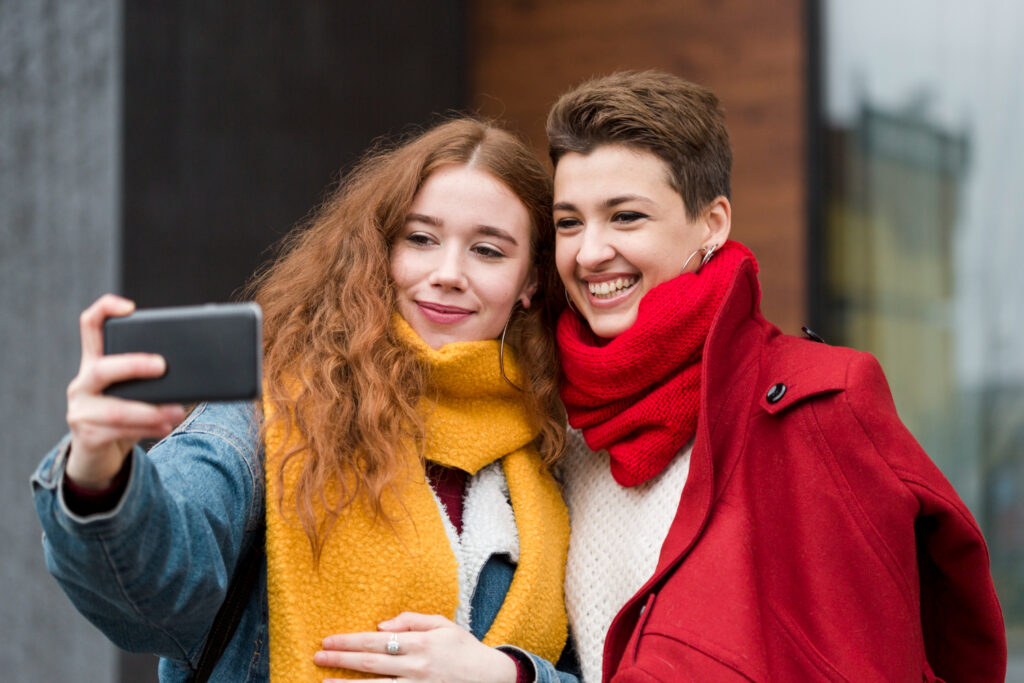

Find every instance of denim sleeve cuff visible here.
[30,436,150,536]
[496,645,580,683]
[497,645,537,683]
[56,444,145,531]
[63,449,132,515]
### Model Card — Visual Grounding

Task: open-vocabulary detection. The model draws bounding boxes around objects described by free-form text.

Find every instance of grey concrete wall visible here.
[0,0,122,681]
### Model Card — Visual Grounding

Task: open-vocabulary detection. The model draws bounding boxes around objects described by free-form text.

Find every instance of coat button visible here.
[766,383,787,404]
[801,326,826,343]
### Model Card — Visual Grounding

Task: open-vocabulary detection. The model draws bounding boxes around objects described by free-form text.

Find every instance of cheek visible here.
[634,238,689,286]
[640,252,676,285]
[388,250,413,289]
[554,240,576,282]
[478,266,528,310]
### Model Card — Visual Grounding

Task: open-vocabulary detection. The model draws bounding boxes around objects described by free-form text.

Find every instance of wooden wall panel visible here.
[469,0,808,333]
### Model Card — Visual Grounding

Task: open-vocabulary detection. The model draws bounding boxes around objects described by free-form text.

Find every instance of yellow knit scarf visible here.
[264,318,569,680]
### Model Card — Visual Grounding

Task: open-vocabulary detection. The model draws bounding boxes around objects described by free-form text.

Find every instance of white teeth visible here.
[587,277,638,298]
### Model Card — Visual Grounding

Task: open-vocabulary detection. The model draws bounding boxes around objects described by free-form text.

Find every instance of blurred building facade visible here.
[818,1,1024,669]
[3,0,1020,680]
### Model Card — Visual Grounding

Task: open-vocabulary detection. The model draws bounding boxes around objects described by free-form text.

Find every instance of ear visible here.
[703,195,732,246]
[519,270,538,309]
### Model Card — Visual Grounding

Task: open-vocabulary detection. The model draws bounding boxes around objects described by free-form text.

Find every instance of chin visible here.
[585,313,636,341]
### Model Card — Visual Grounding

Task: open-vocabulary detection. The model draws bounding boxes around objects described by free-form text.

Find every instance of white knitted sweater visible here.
[557,428,691,683]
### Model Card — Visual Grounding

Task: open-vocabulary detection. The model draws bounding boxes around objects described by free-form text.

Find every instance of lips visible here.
[416,301,474,324]
[587,276,639,299]
[580,274,639,306]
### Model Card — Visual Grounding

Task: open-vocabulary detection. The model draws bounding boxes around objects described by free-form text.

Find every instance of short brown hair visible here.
[546,70,731,218]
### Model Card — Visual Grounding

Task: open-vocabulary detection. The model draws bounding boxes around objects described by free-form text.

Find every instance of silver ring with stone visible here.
[385,633,400,655]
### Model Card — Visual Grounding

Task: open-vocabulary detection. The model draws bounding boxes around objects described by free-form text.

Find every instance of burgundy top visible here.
[424,461,467,534]
[62,451,131,515]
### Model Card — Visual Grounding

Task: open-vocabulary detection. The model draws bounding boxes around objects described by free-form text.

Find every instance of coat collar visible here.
[654,258,768,573]
[650,260,850,572]
[602,261,857,678]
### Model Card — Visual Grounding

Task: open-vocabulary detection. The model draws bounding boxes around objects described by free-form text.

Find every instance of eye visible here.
[404,231,435,247]
[612,211,647,224]
[555,216,582,231]
[472,243,506,259]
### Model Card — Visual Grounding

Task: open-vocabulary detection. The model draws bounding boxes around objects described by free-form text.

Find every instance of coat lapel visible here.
[601,261,771,679]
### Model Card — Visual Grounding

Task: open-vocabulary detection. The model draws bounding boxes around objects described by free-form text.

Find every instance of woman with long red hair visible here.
[32,118,573,681]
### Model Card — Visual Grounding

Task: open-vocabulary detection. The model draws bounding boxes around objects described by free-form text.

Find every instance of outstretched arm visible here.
[32,295,263,662]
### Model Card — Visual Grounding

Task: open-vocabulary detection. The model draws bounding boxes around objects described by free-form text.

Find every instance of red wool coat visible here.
[602,261,1006,682]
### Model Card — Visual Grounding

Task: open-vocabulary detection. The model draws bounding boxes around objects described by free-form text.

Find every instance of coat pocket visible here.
[768,605,850,682]
[614,591,760,682]
[615,632,756,682]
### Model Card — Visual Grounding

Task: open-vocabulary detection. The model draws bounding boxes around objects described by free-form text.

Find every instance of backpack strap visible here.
[194,524,265,682]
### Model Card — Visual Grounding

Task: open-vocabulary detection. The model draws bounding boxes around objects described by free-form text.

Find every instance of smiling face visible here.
[553,144,730,339]
[390,164,537,350]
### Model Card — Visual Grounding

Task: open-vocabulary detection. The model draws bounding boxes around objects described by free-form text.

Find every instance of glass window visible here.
[819,0,1024,669]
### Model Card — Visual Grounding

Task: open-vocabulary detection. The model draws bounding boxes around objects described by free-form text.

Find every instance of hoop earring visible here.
[499,307,523,391]
[564,287,580,315]
[681,243,719,274]
[701,242,718,266]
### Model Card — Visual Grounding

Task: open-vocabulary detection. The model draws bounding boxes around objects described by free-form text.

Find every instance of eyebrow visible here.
[476,225,519,246]
[406,213,519,246]
[406,212,441,226]
[552,194,653,212]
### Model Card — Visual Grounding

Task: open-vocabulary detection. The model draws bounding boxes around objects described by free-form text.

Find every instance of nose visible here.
[428,247,468,290]
[575,225,616,270]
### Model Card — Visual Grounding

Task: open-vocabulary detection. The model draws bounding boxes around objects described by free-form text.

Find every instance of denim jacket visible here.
[32,401,578,682]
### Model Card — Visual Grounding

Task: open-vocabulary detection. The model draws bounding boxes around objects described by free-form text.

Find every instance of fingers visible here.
[320,613,452,653]
[314,645,413,678]
[69,352,167,399]
[321,631,397,653]
[316,623,512,683]
[69,397,185,447]
[80,294,135,362]
[378,612,454,632]
[316,625,514,683]
[67,354,181,441]
[69,341,167,415]
[67,396,185,486]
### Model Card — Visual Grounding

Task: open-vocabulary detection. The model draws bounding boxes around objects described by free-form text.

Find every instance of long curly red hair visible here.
[246,118,565,558]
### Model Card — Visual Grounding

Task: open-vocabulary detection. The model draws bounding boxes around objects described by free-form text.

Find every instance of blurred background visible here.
[2,0,1021,680]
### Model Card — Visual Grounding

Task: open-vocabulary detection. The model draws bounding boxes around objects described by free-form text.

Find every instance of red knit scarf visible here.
[557,240,758,486]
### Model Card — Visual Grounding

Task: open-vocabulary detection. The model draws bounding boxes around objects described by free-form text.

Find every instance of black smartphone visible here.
[102,302,263,404]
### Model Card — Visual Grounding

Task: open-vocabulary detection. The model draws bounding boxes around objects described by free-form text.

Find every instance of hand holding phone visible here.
[66,295,184,489]
[102,302,263,404]
[64,297,263,490]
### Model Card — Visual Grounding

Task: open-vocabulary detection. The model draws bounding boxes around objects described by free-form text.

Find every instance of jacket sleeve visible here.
[30,401,263,665]
[496,645,581,683]
[843,352,1007,682]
